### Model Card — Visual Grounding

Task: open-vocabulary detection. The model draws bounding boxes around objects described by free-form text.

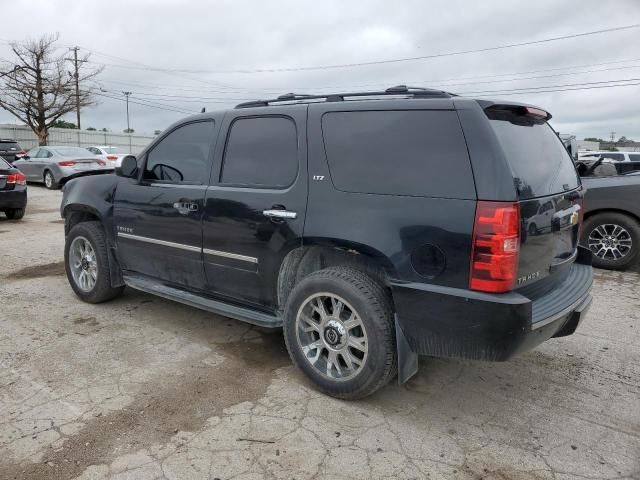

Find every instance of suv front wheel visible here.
[65,221,125,303]
[283,266,397,400]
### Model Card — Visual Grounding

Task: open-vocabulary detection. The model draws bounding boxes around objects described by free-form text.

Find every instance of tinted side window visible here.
[220,116,298,188]
[321,110,475,198]
[628,153,640,161]
[144,121,214,183]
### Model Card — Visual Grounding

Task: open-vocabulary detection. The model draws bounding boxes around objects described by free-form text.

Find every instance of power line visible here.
[458,77,640,95]
[470,81,640,97]
[85,24,640,74]
[90,57,640,96]
[94,92,194,115]
[92,63,640,103]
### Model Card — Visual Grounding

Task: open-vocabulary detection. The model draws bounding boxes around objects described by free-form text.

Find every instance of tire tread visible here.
[283,266,397,400]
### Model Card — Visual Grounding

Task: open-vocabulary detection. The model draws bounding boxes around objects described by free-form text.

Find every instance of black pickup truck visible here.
[580,165,640,270]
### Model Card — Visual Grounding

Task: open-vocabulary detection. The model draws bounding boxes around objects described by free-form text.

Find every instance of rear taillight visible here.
[16,150,26,157]
[7,172,26,185]
[470,201,520,293]
[58,161,77,166]
[106,155,118,161]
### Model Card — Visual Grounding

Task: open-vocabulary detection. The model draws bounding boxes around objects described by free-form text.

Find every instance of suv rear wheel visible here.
[582,212,640,270]
[283,266,397,400]
[65,221,125,303]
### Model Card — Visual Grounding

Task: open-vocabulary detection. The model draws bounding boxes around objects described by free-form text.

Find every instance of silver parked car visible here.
[13,146,113,189]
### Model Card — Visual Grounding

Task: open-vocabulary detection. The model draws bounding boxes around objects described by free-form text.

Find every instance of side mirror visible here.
[116,155,138,178]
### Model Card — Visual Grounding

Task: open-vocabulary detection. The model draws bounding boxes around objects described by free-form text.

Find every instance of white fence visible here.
[0,124,156,154]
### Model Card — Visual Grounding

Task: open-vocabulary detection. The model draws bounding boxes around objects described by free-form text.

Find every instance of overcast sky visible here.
[1,0,639,140]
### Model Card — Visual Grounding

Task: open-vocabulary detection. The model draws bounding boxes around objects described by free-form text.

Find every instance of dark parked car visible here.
[579,162,640,270]
[61,87,592,399]
[0,155,27,220]
[0,139,27,163]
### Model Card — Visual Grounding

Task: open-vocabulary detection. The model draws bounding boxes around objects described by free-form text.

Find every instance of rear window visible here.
[321,110,475,198]
[103,147,122,154]
[489,120,579,199]
[52,147,94,157]
[0,142,19,150]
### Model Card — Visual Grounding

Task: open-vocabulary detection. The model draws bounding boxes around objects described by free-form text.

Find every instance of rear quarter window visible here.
[321,110,475,198]
[489,120,580,199]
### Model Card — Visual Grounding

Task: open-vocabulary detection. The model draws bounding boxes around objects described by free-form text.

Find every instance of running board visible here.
[123,274,282,329]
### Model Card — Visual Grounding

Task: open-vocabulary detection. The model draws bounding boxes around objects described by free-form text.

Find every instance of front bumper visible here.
[0,187,27,210]
[391,248,593,362]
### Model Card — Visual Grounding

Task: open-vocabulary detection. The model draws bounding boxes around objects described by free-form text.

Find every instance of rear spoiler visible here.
[478,100,552,124]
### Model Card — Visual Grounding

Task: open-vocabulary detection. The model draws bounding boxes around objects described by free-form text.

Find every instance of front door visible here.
[113,120,217,290]
[202,105,308,309]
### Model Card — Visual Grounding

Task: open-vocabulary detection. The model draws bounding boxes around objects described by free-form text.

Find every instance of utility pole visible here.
[122,91,132,133]
[610,131,616,143]
[69,47,81,129]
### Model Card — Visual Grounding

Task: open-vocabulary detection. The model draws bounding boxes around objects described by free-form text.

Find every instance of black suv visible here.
[61,87,593,399]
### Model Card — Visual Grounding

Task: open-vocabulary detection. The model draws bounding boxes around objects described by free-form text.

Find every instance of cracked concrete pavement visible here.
[0,186,638,480]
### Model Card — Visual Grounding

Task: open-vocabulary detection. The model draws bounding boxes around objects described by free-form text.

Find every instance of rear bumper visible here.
[0,187,27,210]
[391,248,593,361]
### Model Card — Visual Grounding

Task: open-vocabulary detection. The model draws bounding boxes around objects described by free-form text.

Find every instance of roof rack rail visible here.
[235,85,454,108]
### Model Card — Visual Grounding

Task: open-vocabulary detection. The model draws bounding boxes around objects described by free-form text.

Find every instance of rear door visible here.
[202,105,308,309]
[113,120,217,289]
[13,148,39,180]
[486,107,582,287]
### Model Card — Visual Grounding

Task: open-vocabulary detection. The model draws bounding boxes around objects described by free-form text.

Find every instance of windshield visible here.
[52,147,96,157]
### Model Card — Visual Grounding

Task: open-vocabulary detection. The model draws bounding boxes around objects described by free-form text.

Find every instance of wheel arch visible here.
[63,204,103,236]
[276,238,397,311]
[63,205,124,288]
[583,208,640,225]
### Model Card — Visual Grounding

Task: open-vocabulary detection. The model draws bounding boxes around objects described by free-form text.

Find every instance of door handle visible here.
[173,202,199,215]
[262,209,297,219]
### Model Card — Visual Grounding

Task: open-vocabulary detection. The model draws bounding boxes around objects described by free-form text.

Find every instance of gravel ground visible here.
[0,186,639,480]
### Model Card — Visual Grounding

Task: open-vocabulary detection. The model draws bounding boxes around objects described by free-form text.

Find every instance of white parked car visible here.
[86,146,130,166]
[578,151,640,162]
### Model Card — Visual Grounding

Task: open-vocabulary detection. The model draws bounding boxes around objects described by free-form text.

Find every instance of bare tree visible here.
[0,34,103,145]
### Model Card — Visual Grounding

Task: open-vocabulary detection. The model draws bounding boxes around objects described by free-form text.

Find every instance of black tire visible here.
[65,221,125,303]
[283,266,397,400]
[5,208,25,220]
[44,170,58,190]
[581,212,640,270]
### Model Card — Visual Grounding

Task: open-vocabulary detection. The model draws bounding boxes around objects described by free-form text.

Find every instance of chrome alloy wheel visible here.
[295,293,368,381]
[588,223,633,260]
[44,171,54,188]
[69,236,98,292]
